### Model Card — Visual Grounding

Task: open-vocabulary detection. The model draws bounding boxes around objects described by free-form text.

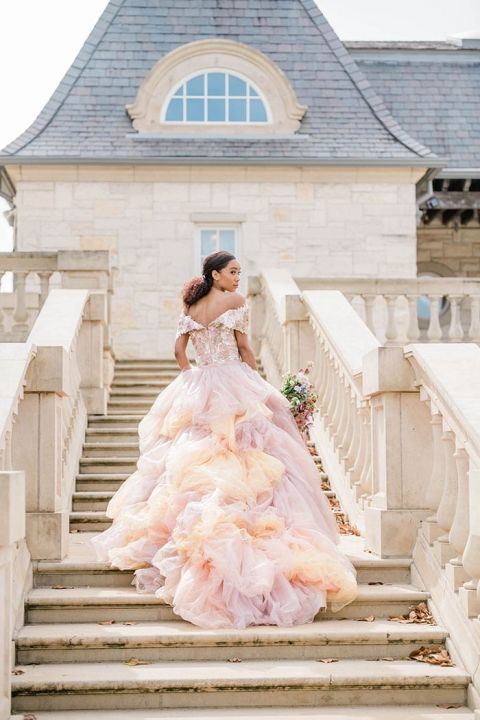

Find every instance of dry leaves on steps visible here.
[124,658,152,666]
[23,714,37,720]
[336,520,361,536]
[389,602,436,625]
[355,615,375,622]
[12,668,25,675]
[409,645,453,666]
[317,658,339,663]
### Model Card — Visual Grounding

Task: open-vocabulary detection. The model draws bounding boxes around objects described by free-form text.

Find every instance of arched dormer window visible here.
[126,39,307,137]
[164,71,269,124]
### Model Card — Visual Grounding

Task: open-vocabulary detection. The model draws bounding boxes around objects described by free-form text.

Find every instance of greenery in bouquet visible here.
[280,361,319,435]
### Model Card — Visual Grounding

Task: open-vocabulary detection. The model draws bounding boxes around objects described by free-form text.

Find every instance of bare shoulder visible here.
[228,292,246,310]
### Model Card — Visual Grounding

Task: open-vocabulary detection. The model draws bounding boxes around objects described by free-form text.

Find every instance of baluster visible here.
[343,392,357,470]
[355,405,371,499]
[330,371,345,441]
[0,270,5,332]
[427,294,443,342]
[337,383,352,458]
[468,294,480,342]
[446,447,470,589]
[460,466,480,617]
[384,294,399,346]
[448,295,464,342]
[362,294,377,336]
[12,271,30,338]
[406,294,421,341]
[435,429,458,566]
[38,271,53,309]
[349,409,364,489]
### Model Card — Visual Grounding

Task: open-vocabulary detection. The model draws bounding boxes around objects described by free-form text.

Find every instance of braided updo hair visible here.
[182,250,237,308]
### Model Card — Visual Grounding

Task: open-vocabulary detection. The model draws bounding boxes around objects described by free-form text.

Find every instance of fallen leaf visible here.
[368,581,384,585]
[356,615,375,622]
[12,668,25,675]
[124,657,151,666]
[381,657,394,661]
[97,620,116,625]
[23,714,37,720]
[409,645,453,667]
[389,602,436,625]
[122,621,138,625]
[317,658,339,663]
[51,585,74,590]
[227,657,242,663]
[436,704,462,709]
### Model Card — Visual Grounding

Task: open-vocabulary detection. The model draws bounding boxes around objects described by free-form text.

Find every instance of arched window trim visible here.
[161,68,271,125]
[126,39,307,137]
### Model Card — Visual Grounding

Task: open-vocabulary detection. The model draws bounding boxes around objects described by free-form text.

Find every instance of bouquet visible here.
[280,361,319,435]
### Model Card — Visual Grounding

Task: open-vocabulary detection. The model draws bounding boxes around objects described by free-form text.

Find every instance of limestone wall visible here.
[10,165,422,358]
[418,225,480,277]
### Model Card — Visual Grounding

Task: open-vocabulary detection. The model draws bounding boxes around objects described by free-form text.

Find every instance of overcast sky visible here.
[1,0,479,248]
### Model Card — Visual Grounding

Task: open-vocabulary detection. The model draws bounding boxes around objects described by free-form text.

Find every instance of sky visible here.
[1,0,479,249]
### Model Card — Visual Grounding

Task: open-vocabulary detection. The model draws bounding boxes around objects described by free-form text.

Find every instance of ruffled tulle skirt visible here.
[90,358,357,629]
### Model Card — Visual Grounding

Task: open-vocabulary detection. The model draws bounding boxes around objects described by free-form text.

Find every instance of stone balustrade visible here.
[297,277,480,346]
[1,288,108,561]
[249,268,480,702]
[0,250,114,344]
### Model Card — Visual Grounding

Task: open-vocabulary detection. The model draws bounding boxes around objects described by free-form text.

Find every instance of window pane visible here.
[201,230,217,256]
[219,229,236,253]
[173,86,184,97]
[186,98,204,121]
[250,98,267,122]
[229,99,247,122]
[208,73,225,96]
[186,75,204,96]
[208,99,225,122]
[165,98,183,121]
[229,75,247,97]
[250,87,259,97]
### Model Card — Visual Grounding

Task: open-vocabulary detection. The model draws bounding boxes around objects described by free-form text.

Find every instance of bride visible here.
[90,250,357,629]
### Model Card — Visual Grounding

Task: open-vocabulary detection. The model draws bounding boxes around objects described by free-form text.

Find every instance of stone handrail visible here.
[404,344,480,618]
[303,290,380,532]
[0,250,114,345]
[296,277,480,346]
[250,270,480,698]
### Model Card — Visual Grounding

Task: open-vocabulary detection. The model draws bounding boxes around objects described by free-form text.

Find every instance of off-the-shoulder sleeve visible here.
[175,313,194,340]
[224,304,249,334]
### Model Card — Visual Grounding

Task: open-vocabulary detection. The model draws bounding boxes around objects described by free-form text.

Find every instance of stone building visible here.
[0,0,478,357]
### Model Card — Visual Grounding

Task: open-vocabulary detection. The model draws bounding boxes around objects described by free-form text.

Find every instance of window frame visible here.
[194,225,241,278]
[162,69,271,126]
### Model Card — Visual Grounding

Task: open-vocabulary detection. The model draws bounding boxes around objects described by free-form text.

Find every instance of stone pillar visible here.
[362,346,432,556]
[78,292,108,414]
[11,347,69,560]
[0,471,25,720]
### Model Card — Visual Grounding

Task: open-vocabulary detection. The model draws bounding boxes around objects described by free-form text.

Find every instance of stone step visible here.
[82,442,139,458]
[76,474,130,492]
[110,387,168,396]
[107,401,154,413]
[26,583,425,623]
[8,707,477,720]
[70,511,112,531]
[87,415,143,428]
[85,430,138,442]
[16,619,448,665]
[10,659,470,712]
[72,492,114,511]
[112,374,179,382]
[79,457,138,474]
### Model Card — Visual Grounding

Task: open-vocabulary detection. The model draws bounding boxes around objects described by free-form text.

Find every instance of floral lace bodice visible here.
[175,304,249,367]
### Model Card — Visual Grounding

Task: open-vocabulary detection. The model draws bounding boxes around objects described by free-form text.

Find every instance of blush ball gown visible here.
[90,303,357,629]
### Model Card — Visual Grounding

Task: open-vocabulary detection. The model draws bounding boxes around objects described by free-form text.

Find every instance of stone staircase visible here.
[11,360,474,718]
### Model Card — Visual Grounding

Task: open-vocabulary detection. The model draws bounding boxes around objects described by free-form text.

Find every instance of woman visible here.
[90,250,357,629]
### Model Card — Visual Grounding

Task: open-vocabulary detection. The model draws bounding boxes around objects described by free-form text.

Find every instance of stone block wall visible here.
[417,226,480,277]
[12,165,420,357]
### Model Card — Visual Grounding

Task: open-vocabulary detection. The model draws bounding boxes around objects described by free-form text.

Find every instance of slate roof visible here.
[348,41,480,171]
[0,0,440,166]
